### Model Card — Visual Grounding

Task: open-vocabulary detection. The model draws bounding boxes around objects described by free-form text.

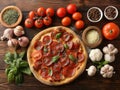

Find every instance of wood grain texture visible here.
[0,0,120,90]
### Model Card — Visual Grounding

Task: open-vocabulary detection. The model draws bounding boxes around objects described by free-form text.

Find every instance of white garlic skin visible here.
[104,54,115,63]
[14,26,25,37]
[89,49,103,62]
[7,39,18,47]
[100,64,114,78]
[86,65,97,76]
[1,28,14,40]
[18,36,29,47]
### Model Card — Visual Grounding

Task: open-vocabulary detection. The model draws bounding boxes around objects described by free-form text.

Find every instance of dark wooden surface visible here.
[0,0,120,90]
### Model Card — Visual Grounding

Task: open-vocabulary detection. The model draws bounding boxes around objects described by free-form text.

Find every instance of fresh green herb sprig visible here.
[4,51,31,84]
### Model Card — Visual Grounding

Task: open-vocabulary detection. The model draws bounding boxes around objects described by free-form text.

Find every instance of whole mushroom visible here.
[14,25,25,37]
[18,36,29,47]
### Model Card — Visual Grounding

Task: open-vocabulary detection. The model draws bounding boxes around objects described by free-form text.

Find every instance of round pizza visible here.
[27,26,88,86]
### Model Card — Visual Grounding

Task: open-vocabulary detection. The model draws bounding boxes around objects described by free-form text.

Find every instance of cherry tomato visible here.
[37,7,46,16]
[102,22,120,40]
[56,7,67,18]
[61,17,71,26]
[43,16,52,26]
[24,18,34,28]
[75,20,84,29]
[72,12,82,20]
[34,19,44,28]
[67,4,77,14]
[28,11,36,19]
[46,8,55,17]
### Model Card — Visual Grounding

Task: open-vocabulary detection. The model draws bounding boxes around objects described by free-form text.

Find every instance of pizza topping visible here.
[52,72,61,81]
[69,54,77,62]
[34,41,43,50]
[73,41,80,50]
[33,60,42,71]
[52,62,61,72]
[43,45,51,57]
[63,44,69,49]
[60,56,70,67]
[77,52,84,63]
[42,35,52,45]
[56,43,64,53]
[67,41,73,49]
[56,32,62,39]
[31,50,42,61]
[43,57,53,66]
[62,32,73,42]
[40,68,49,79]
[43,46,48,53]
[49,69,53,76]
[52,55,60,63]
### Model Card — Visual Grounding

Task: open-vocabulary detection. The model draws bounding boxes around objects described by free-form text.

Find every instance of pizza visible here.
[27,26,88,86]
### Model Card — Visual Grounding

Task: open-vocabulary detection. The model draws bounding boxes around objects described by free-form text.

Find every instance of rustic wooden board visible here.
[0,0,120,90]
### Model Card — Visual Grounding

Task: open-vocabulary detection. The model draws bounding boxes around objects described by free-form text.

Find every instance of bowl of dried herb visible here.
[0,6,22,27]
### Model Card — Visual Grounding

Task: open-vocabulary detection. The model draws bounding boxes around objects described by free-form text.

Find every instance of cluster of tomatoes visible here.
[25,7,55,28]
[56,4,84,29]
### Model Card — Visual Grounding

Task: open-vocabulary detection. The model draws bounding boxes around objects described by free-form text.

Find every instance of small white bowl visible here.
[87,7,103,23]
[104,6,118,20]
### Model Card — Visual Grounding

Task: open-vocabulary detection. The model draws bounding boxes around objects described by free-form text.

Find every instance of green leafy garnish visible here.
[93,61,109,69]
[52,55,60,63]
[49,69,53,76]
[69,54,76,62]
[43,46,48,53]
[4,51,31,84]
[56,33,62,39]
[64,44,69,49]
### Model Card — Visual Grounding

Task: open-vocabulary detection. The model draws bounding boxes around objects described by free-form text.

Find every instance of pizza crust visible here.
[27,26,88,86]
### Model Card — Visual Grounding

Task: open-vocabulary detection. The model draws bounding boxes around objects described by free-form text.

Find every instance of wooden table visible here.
[0,0,120,90]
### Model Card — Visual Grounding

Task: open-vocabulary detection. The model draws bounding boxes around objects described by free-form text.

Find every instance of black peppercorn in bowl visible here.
[0,6,22,27]
[87,7,103,23]
[104,6,118,20]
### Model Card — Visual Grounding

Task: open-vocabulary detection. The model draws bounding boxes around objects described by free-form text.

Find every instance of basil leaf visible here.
[9,66,18,75]
[19,61,28,68]
[56,33,62,39]
[21,67,32,75]
[5,66,11,75]
[43,46,48,53]
[52,55,60,63]
[49,69,53,76]
[64,44,69,49]
[69,54,76,62]
[4,52,14,64]
[18,51,25,59]
[8,72,15,83]
[15,73,23,84]
[14,52,18,59]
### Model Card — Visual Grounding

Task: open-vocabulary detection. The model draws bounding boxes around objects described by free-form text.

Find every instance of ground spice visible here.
[105,7,116,19]
[2,9,19,25]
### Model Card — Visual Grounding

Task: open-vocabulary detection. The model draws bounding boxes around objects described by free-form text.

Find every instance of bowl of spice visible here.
[82,26,102,48]
[0,6,22,27]
[104,6,118,20]
[87,7,103,23]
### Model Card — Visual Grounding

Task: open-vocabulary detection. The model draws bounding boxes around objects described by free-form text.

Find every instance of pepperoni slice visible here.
[42,57,53,66]
[77,52,84,63]
[42,45,51,57]
[62,64,76,78]
[73,41,80,50]
[42,35,52,45]
[51,72,61,81]
[60,53,70,67]
[56,43,64,53]
[62,32,73,42]
[67,41,73,49]
[52,62,61,72]
[33,60,42,71]
[40,68,49,79]
[31,50,42,61]
[34,40,43,50]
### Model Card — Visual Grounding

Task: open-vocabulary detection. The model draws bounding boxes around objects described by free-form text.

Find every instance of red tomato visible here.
[75,20,84,29]
[43,16,52,26]
[72,12,82,20]
[34,19,44,28]
[46,8,55,17]
[24,18,34,28]
[67,4,77,14]
[102,22,120,40]
[37,7,46,16]
[61,17,71,26]
[56,7,67,18]
[28,11,36,19]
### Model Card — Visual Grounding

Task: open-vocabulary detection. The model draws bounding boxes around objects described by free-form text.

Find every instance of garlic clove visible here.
[104,54,115,63]
[108,44,115,51]
[18,36,29,47]
[7,39,18,47]
[14,25,25,37]
[86,65,97,76]
[103,46,109,54]
[111,48,118,55]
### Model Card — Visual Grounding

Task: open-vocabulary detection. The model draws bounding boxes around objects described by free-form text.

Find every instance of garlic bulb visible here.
[100,64,115,78]
[7,39,18,47]
[86,65,97,76]
[104,54,115,63]
[14,26,25,36]
[89,49,103,62]
[18,36,29,47]
[1,28,14,40]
